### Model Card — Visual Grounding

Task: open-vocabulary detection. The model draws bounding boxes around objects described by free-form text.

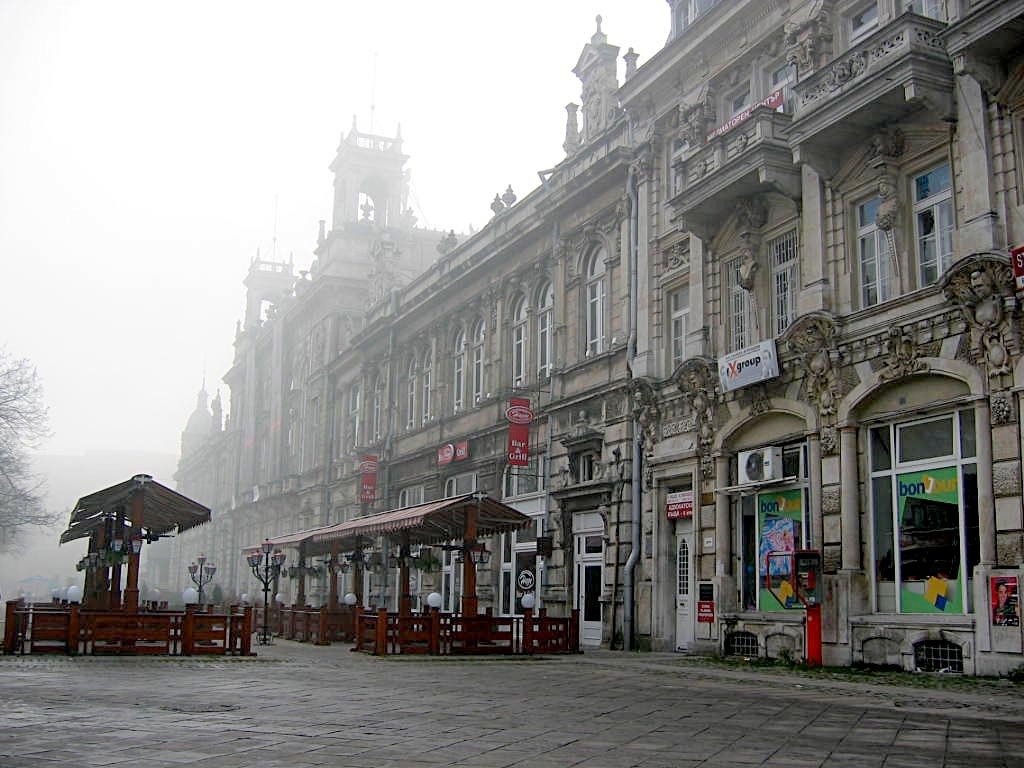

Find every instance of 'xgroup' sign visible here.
[718,339,779,393]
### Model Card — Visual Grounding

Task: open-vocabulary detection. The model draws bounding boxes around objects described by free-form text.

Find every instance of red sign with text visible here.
[505,398,533,467]
[666,490,694,520]
[1012,245,1024,292]
[359,454,378,503]
[697,601,715,623]
[437,440,470,466]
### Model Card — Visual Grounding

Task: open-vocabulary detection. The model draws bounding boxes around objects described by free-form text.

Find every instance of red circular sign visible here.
[506,404,534,425]
[437,443,454,463]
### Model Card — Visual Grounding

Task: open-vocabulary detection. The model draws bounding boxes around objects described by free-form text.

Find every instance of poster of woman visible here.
[990,576,1020,627]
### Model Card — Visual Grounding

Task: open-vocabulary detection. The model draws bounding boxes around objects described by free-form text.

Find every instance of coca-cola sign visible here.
[437,443,455,466]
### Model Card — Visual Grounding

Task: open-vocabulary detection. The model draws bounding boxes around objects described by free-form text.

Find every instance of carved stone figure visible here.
[880,325,926,380]
[782,312,841,420]
[673,358,718,466]
[630,378,661,455]
[784,8,833,75]
[678,89,715,147]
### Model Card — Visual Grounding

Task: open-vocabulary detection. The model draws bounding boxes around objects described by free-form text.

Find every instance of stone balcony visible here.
[790,12,953,176]
[667,107,798,241]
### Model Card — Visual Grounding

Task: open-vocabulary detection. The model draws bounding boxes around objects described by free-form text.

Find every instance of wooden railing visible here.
[353,607,580,656]
[2,600,253,657]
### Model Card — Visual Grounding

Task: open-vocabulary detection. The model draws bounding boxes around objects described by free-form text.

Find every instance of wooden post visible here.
[122,487,144,612]
[182,604,195,656]
[3,599,18,653]
[570,608,580,652]
[374,608,387,655]
[352,606,363,652]
[109,510,125,610]
[399,532,412,616]
[317,606,329,645]
[242,606,253,656]
[523,607,533,655]
[461,501,479,617]
[66,603,80,655]
[296,550,307,607]
[328,549,339,609]
[429,608,440,655]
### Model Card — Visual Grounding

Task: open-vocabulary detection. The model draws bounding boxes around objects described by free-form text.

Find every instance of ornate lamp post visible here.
[186,553,217,606]
[247,540,286,645]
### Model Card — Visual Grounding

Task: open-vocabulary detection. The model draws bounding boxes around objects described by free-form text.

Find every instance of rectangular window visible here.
[453,352,465,411]
[537,310,552,378]
[512,323,526,387]
[909,0,945,20]
[858,197,893,308]
[398,485,423,508]
[669,285,690,369]
[850,2,878,42]
[769,230,798,336]
[914,163,954,287]
[443,472,477,499]
[421,364,431,423]
[726,258,750,351]
[586,280,605,355]
[348,387,361,448]
[771,63,796,113]
[730,88,751,117]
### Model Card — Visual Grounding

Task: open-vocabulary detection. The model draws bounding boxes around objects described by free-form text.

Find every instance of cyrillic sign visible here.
[706,89,783,142]
[718,339,779,393]
[666,490,694,520]
[505,397,533,467]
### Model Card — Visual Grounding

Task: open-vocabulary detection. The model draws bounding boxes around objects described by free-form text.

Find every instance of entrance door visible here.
[575,533,604,646]
[675,531,693,651]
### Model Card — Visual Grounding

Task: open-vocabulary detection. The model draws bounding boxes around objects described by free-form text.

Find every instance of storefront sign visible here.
[666,490,694,520]
[1012,245,1024,291]
[706,89,783,142]
[697,601,715,623]
[516,569,536,591]
[718,339,779,393]
[437,440,469,466]
[991,575,1020,627]
[505,397,533,467]
[358,454,378,504]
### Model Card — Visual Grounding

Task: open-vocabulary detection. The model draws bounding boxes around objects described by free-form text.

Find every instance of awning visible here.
[60,474,211,544]
[312,494,532,547]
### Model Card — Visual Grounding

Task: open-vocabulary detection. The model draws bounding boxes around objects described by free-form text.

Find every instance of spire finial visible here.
[595,14,602,33]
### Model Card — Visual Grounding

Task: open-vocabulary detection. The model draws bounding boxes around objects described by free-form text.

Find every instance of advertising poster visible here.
[359,454,378,504]
[991,576,1020,627]
[896,467,962,614]
[757,488,803,611]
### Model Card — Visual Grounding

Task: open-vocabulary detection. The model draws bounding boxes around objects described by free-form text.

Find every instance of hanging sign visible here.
[666,490,694,519]
[706,89,783,142]
[358,455,378,503]
[718,339,779,393]
[437,440,470,466]
[505,397,533,467]
[1011,245,1024,291]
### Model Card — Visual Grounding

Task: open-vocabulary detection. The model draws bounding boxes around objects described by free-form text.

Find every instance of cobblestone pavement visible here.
[1,643,1022,768]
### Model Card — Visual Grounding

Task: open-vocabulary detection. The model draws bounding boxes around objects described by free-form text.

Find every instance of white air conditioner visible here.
[738,447,782,484]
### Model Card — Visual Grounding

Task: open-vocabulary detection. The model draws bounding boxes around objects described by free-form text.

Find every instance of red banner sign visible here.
[506,397,533,467]
[359,454,378,503]
[706,89,783,142]
[1012,245,1024,292]
[697,601,715,623]
[666,490,694,520]
[437,440,470,466]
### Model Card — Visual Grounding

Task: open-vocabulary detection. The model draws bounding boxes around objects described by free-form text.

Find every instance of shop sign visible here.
[506,397,533,467]
[1012,245,1024,291]
[437,440,470,466]
[358,454,378,503]
[697,601,715,623]
[718,339,779,393]
[706,89,783,142]
[666,490,694,519]
[516,569,536,591]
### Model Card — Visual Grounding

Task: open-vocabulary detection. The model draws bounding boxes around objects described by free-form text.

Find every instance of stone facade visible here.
[161,0,1024,673]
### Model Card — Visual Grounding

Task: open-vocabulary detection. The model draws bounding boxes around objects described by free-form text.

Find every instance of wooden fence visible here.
[253,605,355,644]
[353,607,580,656]
[3,600,253,657]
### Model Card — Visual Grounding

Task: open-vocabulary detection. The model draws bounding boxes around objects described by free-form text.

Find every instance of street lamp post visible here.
[247,540,286,645]
[186,553,217,606]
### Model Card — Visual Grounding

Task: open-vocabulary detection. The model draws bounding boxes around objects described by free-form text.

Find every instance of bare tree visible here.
[0,349,54,549]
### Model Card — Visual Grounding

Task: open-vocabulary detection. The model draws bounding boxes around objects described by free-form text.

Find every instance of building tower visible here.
[329,117,409,230]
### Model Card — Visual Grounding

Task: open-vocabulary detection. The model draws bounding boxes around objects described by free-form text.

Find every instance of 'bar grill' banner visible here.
[359,455,378,503]
[505,398,533,467]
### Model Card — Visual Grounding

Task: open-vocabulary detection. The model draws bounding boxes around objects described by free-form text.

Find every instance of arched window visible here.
[585,248,606,356]
[537,281,553,378]
[471,319,486,404]
[511,296,527,387]
[405,357,417,430]
[421,349,432,424]
[453,330,466,411]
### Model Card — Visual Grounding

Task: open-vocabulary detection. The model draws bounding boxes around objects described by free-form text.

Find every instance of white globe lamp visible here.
[521,593,536,610]
[343,592,358,606]
[182,587,199,604]
[66,585,82,604]
[426,592,443,609]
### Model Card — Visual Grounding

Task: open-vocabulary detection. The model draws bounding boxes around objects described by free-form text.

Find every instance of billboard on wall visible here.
[437,440,469,466]
[718,339,780,393]
[505,398,533,467]
[359,455,378,504]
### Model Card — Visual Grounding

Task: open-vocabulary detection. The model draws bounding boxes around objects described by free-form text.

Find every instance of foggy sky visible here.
[0,1,666,464]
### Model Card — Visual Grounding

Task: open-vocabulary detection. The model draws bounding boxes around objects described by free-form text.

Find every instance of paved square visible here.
[1,644,1022,767]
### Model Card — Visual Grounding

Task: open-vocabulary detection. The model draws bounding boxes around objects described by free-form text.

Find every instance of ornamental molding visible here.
[672,357,719,475]
[784,7,833,76]
[780,312,842,439]
[629,378,661,456]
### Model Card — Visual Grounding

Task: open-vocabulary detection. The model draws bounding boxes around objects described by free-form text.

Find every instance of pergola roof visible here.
[246,494,532,553]
[60,475,211,544]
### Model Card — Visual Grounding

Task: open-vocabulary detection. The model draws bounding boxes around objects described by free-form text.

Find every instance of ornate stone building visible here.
[163,0,1024,673]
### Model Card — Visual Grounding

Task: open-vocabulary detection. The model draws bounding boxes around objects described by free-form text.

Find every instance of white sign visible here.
[516,569,536,591]
[718,339,780,393]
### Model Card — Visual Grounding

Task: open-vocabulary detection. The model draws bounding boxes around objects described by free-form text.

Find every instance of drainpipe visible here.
[623,161,642,651]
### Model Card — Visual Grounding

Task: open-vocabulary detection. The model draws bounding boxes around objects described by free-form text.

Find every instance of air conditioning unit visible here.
[738,447,783,484]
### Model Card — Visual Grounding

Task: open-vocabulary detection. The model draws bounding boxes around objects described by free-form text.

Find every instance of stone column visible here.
[715,455,731,577]
[954,73,1002,253]
[808,433,823,553]
[976,401,996,565]
[840,426,861,572]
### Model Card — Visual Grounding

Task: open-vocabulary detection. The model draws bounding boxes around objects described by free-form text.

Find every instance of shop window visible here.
[857,196,894,308]
[585,249,607,356]
[668,284,690,370]
[914,163,954,287]
[913,639,963,673]
[725,631,759,657]
[498,518,542,616]
[769,230,798,336]
[869,410,979,615]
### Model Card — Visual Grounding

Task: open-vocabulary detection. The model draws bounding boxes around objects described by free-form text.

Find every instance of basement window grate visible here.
[913,640,963,673]
[725,631,759,657]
